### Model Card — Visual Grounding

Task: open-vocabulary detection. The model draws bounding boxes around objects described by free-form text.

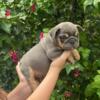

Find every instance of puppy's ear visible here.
[75,25,85,32]
[55,28,61,38]
[49,27,61,40]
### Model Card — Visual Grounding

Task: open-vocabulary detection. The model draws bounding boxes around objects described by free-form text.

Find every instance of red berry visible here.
[31,4,35,12]
[64,91,72,97]
[5,9,11,16]
[9,50,19,64]
[73,69,80,78]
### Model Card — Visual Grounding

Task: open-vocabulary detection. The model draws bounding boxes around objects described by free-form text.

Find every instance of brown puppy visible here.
[19,22,80,91]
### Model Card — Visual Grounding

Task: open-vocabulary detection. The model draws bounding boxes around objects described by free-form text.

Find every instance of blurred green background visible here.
[0,0,100,99]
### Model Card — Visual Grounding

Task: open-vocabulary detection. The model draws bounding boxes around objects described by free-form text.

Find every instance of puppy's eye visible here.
[60,36,66,40]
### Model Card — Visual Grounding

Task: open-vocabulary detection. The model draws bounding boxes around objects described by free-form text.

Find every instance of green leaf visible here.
[3,54,9,61]
[94,75,100,82]
[85,82,97,97]
[51,90,58,97]
[97,89,100,98]
[80,32,88,47]
[0,7,6,18]
[50,96,55,100]
[65,64,75,74]
[7,0,14,3]
[79,47,90,60]
[0,22,11,33]
[84,0,93,11]
[93,0,100,9]
[93,59,100,68]
[43,28,49,33]
[85,74,100,97]
[43,28,49,37]
[65,63,84,74]
[57,79,63,87]
[97,70,100,74]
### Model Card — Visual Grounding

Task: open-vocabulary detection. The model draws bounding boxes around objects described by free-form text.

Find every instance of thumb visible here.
[16,62,26,81]
[60,51,71,61]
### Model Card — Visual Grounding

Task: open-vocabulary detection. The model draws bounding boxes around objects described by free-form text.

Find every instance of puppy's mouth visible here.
[63,44,74,50]
[63,38,79,50]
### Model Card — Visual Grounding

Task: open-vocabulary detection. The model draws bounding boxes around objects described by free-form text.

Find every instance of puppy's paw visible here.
[67,55,75,64]
[66,49,80,64]
[72,49,80,61]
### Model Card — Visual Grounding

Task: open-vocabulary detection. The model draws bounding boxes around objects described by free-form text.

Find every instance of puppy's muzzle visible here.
[65,37,78,45]
[63,37,79,50]
[69,38,77,45]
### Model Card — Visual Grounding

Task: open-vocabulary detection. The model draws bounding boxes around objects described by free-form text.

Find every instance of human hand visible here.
[67,49,80,64]
[50,49,80,72]
[50,51,71,71]
[16,62,33,93]
[16,62,28,84]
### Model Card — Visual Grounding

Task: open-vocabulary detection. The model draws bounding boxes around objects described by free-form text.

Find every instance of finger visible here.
[16,62,22,79]
[60,51,71,61]
[16,62,26,80]
[72,49,80,61]
[67,55,75,64]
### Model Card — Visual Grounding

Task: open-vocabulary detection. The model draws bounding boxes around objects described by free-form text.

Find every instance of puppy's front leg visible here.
[67,49,80,64]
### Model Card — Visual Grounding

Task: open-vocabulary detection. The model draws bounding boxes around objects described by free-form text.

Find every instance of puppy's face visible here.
[50,22,80,50]
[56,28,79,50]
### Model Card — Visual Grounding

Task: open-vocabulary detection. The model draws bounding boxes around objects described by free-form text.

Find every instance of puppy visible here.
[19,22,80,91]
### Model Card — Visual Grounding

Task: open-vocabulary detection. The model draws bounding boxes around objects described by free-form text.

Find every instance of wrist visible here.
[7,82,32,100]
[49,66,61,75]
[19,81,32,95]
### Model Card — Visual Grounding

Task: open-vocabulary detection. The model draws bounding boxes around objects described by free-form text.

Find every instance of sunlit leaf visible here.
[94,75,100,82]
[97,70,100,74]
[65,63,84,74]
[84,0,93,11]
[94,0,100,9]
[97,89,100,98]
[85,74,100,97]
[7,0,14,3]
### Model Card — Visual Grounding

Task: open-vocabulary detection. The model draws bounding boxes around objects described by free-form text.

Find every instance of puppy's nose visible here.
[69,38,75,45]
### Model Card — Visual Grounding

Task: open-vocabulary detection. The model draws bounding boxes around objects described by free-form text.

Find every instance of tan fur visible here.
[57,38,64,49]
[27,67,44,91]
[72,49,80,60]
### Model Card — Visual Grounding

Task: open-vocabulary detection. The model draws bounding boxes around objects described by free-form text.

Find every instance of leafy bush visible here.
[0,0,100,99]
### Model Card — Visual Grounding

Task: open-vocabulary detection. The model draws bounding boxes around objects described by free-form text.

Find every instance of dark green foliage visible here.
[0,0,100,99]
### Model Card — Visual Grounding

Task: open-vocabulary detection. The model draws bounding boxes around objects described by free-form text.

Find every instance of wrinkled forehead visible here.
[57,22,78,34]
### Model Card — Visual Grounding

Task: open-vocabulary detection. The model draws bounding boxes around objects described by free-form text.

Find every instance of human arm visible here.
[27,50,80,100]
[7,63,32,100]
[7,49,80,100]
